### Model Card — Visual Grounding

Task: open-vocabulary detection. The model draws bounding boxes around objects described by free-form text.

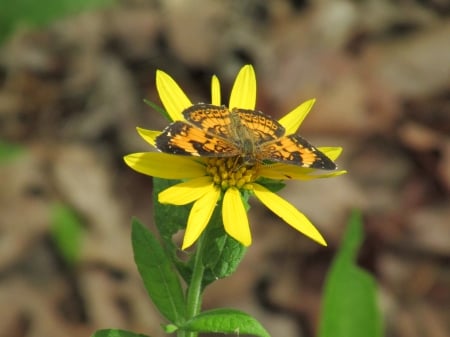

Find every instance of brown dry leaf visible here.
[164,0,231,67]
[398,122,444,151]
[52,144,133,271]
[0,148,50,270]
[438,140,450,192]
[407,205,450,256]
[370,22,450,99]
[79,268,162,335]
[0,276,91,337]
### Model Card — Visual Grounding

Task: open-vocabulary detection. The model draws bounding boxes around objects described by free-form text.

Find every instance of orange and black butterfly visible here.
[155,104,336,170]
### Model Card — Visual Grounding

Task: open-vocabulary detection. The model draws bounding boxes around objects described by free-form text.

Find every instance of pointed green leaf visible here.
[182,309,270,337]
[131,218,186,324]
[319,210,383,337]
[143,99,171,121]
[91,329,150,337]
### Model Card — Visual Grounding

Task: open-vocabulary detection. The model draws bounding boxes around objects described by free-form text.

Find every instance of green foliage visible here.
[130,179,267,336]
[152,177,247,288]
[131,218,186,324]
[152,177,194,282]
[50,203,84,265]
[181,309,270,337]
[0,141,25,164]
[91,329,150,337]
[201,208,247,287]
[0,0,114,43]
[319,210,383,337]
[130,216,267,336]
[255,177,285,193]
[153,178,191,246]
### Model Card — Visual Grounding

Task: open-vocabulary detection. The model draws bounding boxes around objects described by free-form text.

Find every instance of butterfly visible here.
[155,103,336,170]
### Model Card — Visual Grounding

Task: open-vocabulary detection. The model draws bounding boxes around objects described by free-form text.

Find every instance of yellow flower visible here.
[124,65,346,250]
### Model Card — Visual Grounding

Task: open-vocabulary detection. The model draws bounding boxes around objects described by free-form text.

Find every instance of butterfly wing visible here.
[182,104,236,140]
[155,121,240,157]
[234,108,286,143]
[259,134,336,170]
[159,104,336,168]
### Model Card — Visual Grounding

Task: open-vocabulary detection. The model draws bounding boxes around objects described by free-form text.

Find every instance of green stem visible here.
[183,234,206,337]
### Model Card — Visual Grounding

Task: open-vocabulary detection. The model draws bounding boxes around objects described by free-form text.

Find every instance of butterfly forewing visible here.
[234,108,286,143]
[182,104,235,140]
[156,121,240,157]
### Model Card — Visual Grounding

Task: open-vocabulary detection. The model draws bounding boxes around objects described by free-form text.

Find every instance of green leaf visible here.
[91,329,150,337]
[143,99,171,121]
[318,210,383,337]
[152,177,193,281]
[181,308,271,337]
[50,203,84,265]
[255,177,285,193]
[131,218,186,324]
[153,178,190,244]
[201,207,247,287]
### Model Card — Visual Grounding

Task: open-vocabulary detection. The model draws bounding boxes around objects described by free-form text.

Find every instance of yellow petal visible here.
[137,127,161,147]
[182,186,221,250]
[222,187,251,246]
[124,152,204,179]
[229,65,256,110]
[156,70,192,121]
[253,184,327,246]
[211,75,221,106]
[279,98,316,135]
[158,176,214,205]
[258,163,316,180]
[259,164,347,181]
[314,170,347,179]
[317,146,343,161]
[278,169,347,180]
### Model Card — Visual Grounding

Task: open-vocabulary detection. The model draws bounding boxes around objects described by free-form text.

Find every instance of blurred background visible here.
[0,0,449,336]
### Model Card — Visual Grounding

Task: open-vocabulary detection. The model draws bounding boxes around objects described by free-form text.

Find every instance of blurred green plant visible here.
[0,140,25,163]
[91,330,147,337]
[50,203,85,265]
[0,0,114,43]
[319,210,383,337]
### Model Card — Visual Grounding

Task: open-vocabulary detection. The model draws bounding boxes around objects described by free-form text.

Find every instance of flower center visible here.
[205,157,257,190]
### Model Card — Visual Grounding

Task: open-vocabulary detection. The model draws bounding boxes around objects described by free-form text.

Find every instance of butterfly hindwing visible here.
[259,134,336,169]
